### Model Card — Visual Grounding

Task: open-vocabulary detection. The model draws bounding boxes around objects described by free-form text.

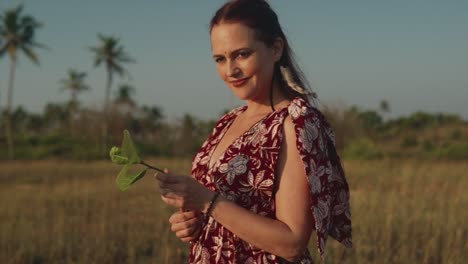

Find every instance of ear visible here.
[272,37,284,63]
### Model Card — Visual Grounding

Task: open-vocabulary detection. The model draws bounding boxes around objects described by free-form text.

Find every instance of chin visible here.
[231,92,248,101]
[230,89,254,101]
[228,84,258,102]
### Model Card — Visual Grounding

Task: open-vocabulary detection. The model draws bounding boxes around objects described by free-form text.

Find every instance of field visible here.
[0,159,466,264]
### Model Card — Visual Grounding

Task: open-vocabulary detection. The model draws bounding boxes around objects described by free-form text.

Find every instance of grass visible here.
[0,159,466,263]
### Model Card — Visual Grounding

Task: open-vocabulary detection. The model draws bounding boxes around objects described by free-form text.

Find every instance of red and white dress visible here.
[189,97,352,263]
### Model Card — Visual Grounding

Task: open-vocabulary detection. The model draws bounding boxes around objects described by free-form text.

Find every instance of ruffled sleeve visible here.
[287,98,352,260]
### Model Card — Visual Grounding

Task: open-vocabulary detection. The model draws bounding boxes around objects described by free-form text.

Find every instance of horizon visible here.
[0,0,467,121]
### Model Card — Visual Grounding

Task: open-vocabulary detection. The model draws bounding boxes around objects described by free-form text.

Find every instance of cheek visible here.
[250,58,272,82]
[239,58,260,77]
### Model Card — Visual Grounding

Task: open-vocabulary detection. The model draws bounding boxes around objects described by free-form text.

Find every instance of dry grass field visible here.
[0,159,466,263]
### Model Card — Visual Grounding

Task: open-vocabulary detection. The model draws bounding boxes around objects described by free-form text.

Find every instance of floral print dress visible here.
[188,97,352,264]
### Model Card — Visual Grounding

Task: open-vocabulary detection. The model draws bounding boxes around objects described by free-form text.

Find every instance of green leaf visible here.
[109,146,129,165]
[121,130,140,164]
[116,164,147,191]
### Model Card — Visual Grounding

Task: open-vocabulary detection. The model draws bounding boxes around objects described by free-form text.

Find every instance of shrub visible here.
[401,136,418,148]
[451,129,462,140]
[436,143,468,160]
[423,140,434,151]
[344,138,383,160]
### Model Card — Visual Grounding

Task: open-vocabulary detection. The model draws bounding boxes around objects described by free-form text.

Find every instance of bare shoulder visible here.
[282,115,297,147]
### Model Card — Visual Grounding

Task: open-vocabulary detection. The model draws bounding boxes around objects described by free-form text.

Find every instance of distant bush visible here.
[451,129,462,140]
[423,140,434,151]
[401,136,418,148]
[344,138,383,160]
[387,112,462,131]
[435,143,468,160]
[358,110,383,130]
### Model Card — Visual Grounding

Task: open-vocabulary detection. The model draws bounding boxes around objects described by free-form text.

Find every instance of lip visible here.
[229,77,250,87]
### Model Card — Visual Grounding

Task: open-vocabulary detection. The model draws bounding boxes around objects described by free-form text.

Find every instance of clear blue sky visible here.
[1,0,467,120]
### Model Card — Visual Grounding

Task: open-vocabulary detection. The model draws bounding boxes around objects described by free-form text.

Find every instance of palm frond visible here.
[21,46,39,64]
[0,4,43,64]
[0,43,7,57]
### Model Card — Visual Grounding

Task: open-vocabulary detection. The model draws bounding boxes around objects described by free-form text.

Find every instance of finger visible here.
[171,215,200,232]
[175,226,196,238]
[178,223,203,242]
[161,195,183,208]
[180,237,193,243]
[169,210,198,224]
[181,236,198,243]
[156,173,182,184]
[159,186,187,199]
[160,191,181,200]
[158,183,189,197]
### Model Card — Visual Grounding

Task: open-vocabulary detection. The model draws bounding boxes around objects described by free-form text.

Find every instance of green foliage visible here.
[358,110,382,129]
[2,97,467,161]
[451,129,462,140]
[115,164,147,191]
[435,143,468,160]
[423,140,434,151]
[401,136,418,148]
[110,130,146,191]
[109,147,129,164]
[387,112,462,131]
[344,138,383,160]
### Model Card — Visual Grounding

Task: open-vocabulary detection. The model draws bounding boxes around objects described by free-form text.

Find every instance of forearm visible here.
[210,196,307,261]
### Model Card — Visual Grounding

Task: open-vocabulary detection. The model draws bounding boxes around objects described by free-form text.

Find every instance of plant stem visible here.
[140,160,164,173]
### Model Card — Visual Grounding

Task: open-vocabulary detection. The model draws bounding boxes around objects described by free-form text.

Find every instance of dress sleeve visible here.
[287,99,352,260]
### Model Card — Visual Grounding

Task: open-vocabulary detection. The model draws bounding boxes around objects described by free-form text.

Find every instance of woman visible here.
[155,0,352,263]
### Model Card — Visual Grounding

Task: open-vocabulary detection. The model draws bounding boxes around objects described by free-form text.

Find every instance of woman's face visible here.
[210,22,282,101]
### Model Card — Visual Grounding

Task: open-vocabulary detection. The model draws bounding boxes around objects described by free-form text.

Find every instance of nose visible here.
[226,60,241,78]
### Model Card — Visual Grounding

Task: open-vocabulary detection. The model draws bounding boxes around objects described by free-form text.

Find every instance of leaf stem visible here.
[140,160,165,173]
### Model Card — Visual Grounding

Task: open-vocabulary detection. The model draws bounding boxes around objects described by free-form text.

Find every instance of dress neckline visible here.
[206,99,296,173]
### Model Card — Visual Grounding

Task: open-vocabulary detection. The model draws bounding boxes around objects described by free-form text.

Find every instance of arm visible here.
[209,116,313,261]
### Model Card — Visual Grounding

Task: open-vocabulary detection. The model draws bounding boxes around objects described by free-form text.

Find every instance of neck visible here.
[244,81,289,116]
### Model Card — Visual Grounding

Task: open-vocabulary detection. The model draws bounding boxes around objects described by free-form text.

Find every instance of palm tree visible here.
[59,69,90,135]
[89,33,134,151]
[379,100,390,114]
[0,30,4,110]
[379,99,391,120]
[0,5,44,159]
[59,69,90,106]
[114,83,136,107]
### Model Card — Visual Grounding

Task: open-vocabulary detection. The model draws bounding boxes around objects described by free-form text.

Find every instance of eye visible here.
[214,57,225,63]
[237,51,251,59]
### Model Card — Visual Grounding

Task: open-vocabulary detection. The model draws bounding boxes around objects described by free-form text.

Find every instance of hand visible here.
[155,169,215,211]
[169,210,204,243]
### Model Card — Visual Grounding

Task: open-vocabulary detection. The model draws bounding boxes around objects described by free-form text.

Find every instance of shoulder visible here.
[286,97,337,151]
[287,97,324,121]
[286,97,332,132]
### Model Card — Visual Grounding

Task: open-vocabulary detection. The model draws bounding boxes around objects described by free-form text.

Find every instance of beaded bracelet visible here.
[205,192,220,217]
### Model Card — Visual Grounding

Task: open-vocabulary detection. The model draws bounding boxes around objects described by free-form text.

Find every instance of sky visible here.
[0,0,467,121]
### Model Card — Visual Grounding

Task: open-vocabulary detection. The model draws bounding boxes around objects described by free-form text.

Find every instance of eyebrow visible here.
[212,48,250,58]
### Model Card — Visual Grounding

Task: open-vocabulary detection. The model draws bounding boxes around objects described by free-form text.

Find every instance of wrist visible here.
[203,191,220,216]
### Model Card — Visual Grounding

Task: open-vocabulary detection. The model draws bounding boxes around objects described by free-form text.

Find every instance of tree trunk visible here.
[102,67,113,153]
[5,55,17,160]
[69,90,77,137]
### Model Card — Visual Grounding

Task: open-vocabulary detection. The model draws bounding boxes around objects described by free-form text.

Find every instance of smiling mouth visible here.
[229,77,250,87]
